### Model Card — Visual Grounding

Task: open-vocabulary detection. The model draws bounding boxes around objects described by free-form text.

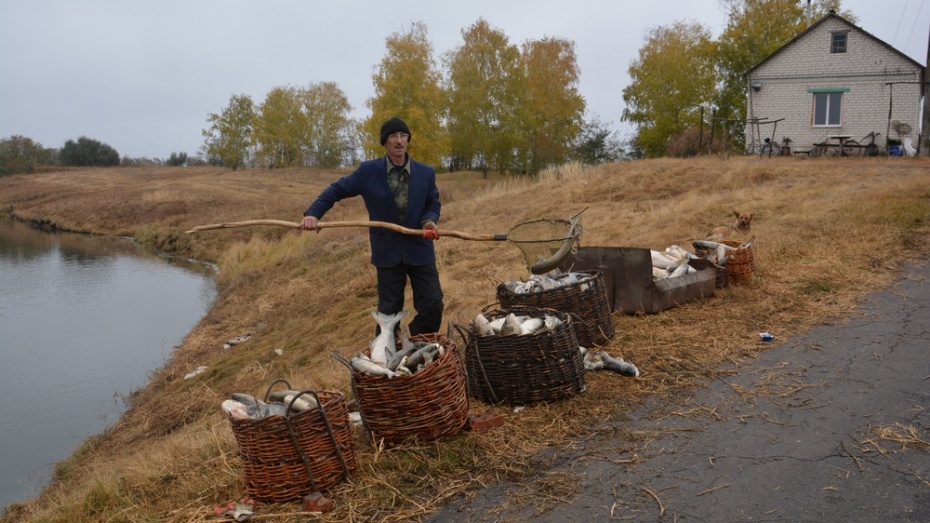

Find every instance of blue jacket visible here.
[304,157,441,268]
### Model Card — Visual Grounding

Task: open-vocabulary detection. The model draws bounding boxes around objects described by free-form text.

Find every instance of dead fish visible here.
[544,315,562,331]
[403,342,443,371]
[520,317,545,335]
[267,390,319,412]
[668,263,691,278]
[666,245,698,260]
[651,250,680,270]
[471,313,495,335]
[692,239,737,252]
[221,399,250,420]
[369,310,407,365]
[350,354,399,378]
[499,313,523,336]
[653,266,670,280]
[583,350,605,371]
[599,351,640,377]
[223,334,252,349]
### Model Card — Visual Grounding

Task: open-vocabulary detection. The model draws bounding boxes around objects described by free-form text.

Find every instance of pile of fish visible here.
[691,236,755,266]
[500,271,595,294]
[338,310,447,379]
[469,312,563,336]
[221,390,319,420]
[650,245,701,280]
[581,347,640,377]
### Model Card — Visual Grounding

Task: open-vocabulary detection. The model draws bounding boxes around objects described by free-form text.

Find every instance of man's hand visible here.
[422,220,439,240]
[300,216,321,233]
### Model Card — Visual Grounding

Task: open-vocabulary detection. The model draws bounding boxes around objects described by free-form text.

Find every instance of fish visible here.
[397,324,416,354]
[369,310,407,365]
[403,342,443,371]
[386,343,419,371]
[223,334,252,349]
[544,314,562,331]
[499,313,523,336]
[651,250,680,270]
[692,239,737,252]
[231,393,263,407]
[229,393,288,418]
[583,350,605,371]
[520,317,545,334]
[471,313,496,335]
[221,399,250,420]
[267,389,319,412]
[653,266,670,280]
[598,351,640,377]
[666,245,698,261]
[350,354,399,378]
[668,263,691,278]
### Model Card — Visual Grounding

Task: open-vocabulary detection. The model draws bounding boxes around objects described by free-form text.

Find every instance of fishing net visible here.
[508,216,584,274]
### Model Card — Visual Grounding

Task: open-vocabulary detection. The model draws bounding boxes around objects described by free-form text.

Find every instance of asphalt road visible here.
[429,260,929,523]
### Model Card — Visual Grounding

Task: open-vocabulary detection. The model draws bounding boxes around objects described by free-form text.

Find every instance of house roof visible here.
[744,11,925,77]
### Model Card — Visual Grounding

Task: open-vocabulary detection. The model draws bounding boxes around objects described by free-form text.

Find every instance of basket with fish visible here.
[496,271,614,347]
[692,237,755,284]
[334,321,469,446]
[221,379,356,502]
[459,306,585,406]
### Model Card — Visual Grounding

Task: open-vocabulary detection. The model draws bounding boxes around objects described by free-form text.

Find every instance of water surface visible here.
[0,220,216,508]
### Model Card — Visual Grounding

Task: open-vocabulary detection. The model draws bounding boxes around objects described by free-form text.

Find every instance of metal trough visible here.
[562,246,716,314]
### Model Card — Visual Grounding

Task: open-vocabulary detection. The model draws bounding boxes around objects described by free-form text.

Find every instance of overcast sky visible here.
[1,0,927,160]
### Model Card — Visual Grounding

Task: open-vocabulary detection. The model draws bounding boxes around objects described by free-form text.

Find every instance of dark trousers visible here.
[376,261,444,336]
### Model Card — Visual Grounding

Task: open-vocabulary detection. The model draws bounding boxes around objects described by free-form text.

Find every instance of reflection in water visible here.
[0,220,216,508]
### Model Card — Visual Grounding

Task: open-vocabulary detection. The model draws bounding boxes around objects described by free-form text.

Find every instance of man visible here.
[300,116,444,335]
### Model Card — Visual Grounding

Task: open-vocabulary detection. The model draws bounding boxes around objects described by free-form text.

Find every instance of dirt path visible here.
[429,260,930,523]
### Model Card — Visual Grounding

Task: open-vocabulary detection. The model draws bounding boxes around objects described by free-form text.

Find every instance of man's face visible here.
[385,132,409,162]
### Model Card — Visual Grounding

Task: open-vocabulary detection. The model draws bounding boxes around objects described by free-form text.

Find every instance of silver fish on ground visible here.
[369,310,407,365]
[350,354,399,379]
[223,334,252,349]
[598,351,640,377]
[583,350,605,371]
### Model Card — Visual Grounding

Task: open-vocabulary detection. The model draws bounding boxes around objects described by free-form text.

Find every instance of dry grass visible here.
[1,156,928,522]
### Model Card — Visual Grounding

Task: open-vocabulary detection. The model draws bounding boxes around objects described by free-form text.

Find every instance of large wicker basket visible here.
[496,271,614,347]
[228,381,356,502]
[461,307,585,406]
[350,333,469,446]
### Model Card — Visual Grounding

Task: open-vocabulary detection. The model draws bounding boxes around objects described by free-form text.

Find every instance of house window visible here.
[831,32,848,53]
[812,92,843,126]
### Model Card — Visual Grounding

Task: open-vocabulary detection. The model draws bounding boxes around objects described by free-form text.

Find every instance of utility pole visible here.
[922,26,930,156]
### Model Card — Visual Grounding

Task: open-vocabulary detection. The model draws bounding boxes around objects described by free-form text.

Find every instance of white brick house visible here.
[744,11,925,155]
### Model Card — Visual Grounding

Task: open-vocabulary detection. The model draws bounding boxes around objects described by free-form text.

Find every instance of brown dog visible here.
[707,211,753,240]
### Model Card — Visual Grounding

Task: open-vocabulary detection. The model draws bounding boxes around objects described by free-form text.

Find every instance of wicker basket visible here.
[350,333,469,446]
[228,381,356,502]
[461,307,585,406]
[496,271,614,347]
[695,240,753,284]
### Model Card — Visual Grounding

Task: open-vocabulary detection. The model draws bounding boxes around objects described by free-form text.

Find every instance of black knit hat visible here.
[380,116,411,146]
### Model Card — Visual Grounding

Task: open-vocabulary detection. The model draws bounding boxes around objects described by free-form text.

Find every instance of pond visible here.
[0,219,216,508]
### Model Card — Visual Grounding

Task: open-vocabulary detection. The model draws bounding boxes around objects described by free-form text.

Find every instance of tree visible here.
[202,93,254,170]
[165,152,188,166]
[0,135,52,176]
[58,136,120,166]
[520,37,586,173]
[714,0,851,148]
[253,87,304,168]
[446,18,523,174]
[621,21,717,158]
[365,21,449,169]
[571,119,626,165]
[297,82,354,168]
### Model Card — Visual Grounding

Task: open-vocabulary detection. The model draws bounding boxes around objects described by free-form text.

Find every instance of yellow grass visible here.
[0,156,928,522]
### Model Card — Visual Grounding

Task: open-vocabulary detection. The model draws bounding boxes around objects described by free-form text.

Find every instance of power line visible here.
[892,0,909,46]
[901,0,926,56]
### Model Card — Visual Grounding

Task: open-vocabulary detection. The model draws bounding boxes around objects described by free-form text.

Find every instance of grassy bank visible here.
[1,156,928,522]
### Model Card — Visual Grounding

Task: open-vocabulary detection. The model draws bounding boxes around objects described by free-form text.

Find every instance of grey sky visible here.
[1,0,927,160]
